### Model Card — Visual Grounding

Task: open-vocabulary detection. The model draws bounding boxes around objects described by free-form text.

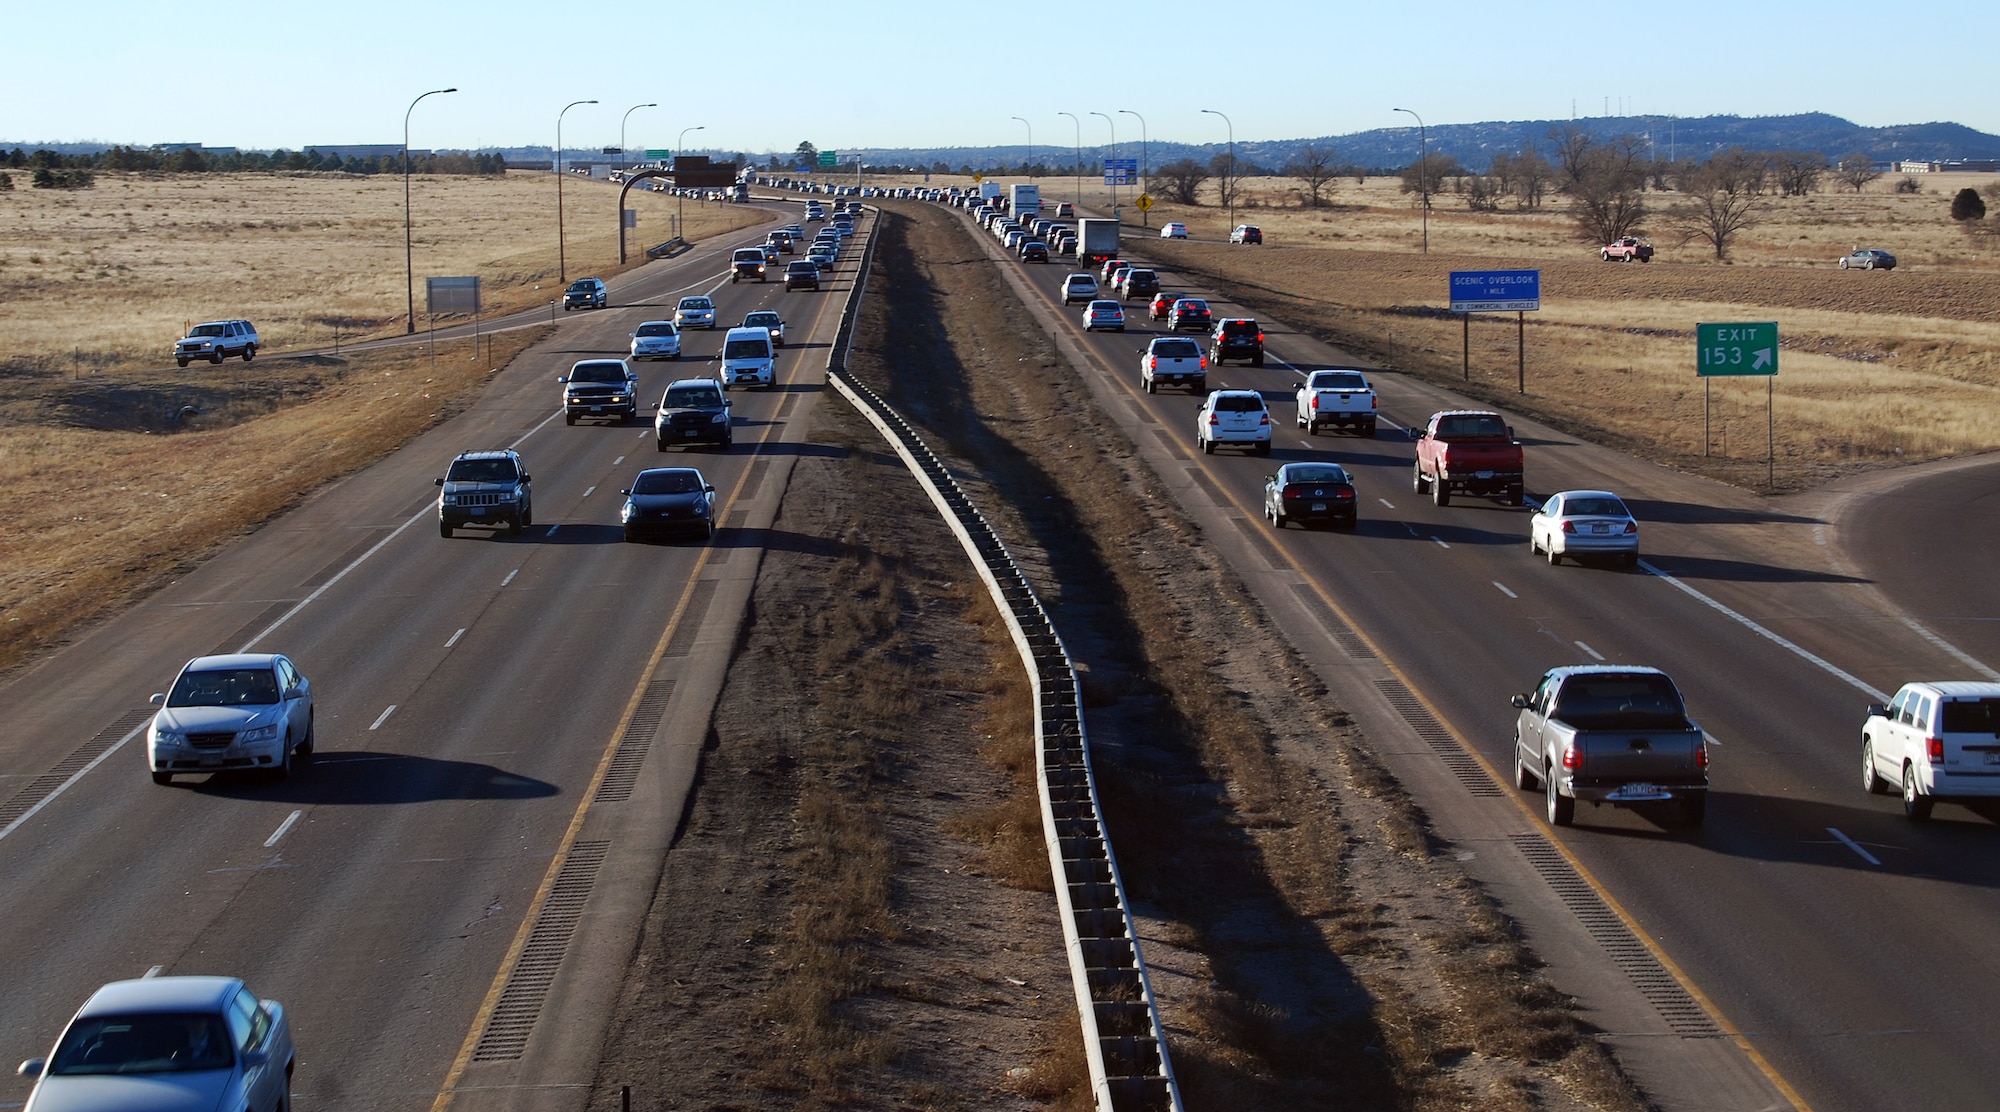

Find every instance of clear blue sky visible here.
[7,0,1995,154]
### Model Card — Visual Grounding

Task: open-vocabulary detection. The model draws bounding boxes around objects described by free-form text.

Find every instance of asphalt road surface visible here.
[972,205,2000,1112]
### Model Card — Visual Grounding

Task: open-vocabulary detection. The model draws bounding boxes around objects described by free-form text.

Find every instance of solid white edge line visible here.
[264,809,303,848]
[1900,617,2000,682]
[1828,826,1882,866]
[1640,558,1891,703]
[369,705,396,731]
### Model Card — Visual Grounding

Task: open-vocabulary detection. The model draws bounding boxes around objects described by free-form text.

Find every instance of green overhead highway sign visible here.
[1697,322,1779,376]
[817,150,837,167]
[643,149,671,160]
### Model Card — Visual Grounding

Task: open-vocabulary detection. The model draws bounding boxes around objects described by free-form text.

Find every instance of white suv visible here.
[1196,390,1273,455]
[1060,274,1099,305]
[1862,682,2000,820]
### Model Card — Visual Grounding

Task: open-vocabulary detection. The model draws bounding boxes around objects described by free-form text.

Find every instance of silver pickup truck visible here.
[1511,665,1709,828]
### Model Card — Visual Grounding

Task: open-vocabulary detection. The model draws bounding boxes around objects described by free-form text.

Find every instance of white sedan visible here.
[1160,222,1190,239]
[1529,490,1640,568]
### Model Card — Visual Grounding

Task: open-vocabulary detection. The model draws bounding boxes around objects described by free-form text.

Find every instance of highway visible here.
[961,205,2000,1112]
[0,199,832,1111]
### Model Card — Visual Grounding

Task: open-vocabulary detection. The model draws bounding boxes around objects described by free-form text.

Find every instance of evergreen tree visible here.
[1951,187,1987,221]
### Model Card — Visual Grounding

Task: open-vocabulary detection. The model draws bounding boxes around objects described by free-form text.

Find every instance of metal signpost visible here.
[425,276,481,363]
[1697,322,1780,486]
[1448,270,1540,389]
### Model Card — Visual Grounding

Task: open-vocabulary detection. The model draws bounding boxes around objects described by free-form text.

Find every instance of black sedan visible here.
[1264,463,1357,529]
[620,467,716,541]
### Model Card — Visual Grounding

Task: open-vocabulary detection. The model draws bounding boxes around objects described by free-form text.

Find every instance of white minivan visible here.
[717,326,775,390]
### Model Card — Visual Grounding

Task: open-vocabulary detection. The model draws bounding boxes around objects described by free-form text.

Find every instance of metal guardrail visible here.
[823,204,1182,1112]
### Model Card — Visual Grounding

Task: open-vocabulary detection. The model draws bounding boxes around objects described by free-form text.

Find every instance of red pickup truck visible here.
[1411,410,1524,506]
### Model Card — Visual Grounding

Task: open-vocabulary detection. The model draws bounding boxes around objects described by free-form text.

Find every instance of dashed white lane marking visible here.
[1493,581,1518,598]
[501,569,519,587]
[612,455,626,467]
[445,628,465,648]
[1379,498,1396,509]
[1432,537,1451,549]
[1828,827,1882,866]
[369,705,397,731]
[583,485,596,498]
[1575,641,1606,661]
[264,810,303,848]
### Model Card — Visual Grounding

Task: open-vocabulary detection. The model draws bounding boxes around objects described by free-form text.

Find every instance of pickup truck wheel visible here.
[1432,480,1451,507]
[565,413,576,426]
[1902,762,1933,820]
[1862,740,1891,794]
[1412,465,1428,494]
[1677,793,1707,827]
[1546,768,1574,826]
[1513,744,1540,790]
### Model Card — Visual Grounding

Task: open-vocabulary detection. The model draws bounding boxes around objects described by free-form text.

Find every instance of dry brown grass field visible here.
[879,169,2000,489]
[0,170,766,371]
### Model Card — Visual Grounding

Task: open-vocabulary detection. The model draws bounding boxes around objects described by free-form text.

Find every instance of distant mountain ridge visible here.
[8,114,1998,175]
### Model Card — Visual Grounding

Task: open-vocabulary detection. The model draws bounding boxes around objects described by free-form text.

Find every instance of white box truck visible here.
[1009,183,1041,219]
[1076,218,1120,265]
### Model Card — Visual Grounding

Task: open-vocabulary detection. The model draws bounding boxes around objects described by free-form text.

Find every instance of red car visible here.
[1149,291,1178,320]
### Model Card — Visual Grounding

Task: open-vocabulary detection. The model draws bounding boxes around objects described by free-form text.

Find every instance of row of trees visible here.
[1,146,507,177]
[1388,128,1905,259]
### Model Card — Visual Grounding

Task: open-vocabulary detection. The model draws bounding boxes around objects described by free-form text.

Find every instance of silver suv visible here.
[174,320,259,366]
[436,449,533,537]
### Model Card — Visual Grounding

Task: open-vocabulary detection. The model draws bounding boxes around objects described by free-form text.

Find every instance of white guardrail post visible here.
[823,203,1181,1112]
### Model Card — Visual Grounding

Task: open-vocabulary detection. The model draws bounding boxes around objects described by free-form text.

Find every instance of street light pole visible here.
[1090,111,1117,210]
[1057,111,1081,210]
[619,102,656,174]
[556,98,597,283]
[403,86,456,335]
[1201,108,1235,230]
[676,124,705,238]
[1010,116,1033,179]
[1394,107,1428,254]
[1119,109,1149,225]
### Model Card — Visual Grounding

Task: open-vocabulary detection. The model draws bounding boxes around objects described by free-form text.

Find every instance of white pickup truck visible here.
[1294,368,1378,436]
[1140,336,1207,394]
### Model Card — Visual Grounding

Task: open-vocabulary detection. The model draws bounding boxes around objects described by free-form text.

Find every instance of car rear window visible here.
[1221,320,1258,335]
[1214,395,1265,413]
[1551,674,1689,730]
[1316,372,1368,391]
[1941,698,2000,734]
[1287,466,1349,484]
[1563,497,1629,518]
[1153,340,1201,358]
[1436,414,1508,438]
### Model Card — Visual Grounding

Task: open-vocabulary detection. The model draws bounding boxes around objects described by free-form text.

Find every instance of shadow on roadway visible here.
[1623,497,1821,527]
[176,751,560,804]
[1642,553,1868,585]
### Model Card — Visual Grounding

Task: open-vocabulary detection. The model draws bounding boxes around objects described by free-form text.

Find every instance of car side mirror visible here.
[1507,426,1517,440]
[724,399,733,408]
[704,485,716,494]
[284,685,302,700]
[19,1058,46,1079]
[556,375,569,383]
[1407,427,1423,441]
[150,693,166,705]
[520,474,531,483]
[434,477,445,486]
[1510,694,1532,709]
[619,489,632,497]
[1866,702,1889,718]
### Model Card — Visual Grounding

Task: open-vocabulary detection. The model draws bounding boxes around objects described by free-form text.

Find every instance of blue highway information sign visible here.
[1449,269,1541,312]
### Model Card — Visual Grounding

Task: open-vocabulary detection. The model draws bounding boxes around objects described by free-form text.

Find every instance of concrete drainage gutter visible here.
[823,205,1182,1112]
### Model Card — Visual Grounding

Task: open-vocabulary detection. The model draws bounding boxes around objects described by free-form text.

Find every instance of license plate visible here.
[199,757,223,767]
[471,507,486,516]
[1624,782,1659,796]
[1985,752,2000,765]
[1310,503,1327,512]
[589,405,604,412]
[684,429,701,438]
[1476,471,1494,480]
[1592,523,1609,534]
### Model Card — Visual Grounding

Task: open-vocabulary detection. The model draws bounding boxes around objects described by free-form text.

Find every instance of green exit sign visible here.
[1697,322,1779,377]
[817,150,837,167]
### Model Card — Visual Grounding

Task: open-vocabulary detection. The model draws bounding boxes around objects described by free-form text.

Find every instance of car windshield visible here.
[1214,394,1265,413]
[571,363,624,382]
[723,339,769,359]
[1436,414,1509,439]
[567,281,595,293]
[635,324,675,337]
[1561,496,1629,518]
[665,385,724,408]
[446,458,518,483]
[189,324,225,338]
[679,298,712,310]
[1286,466,1349,484]
[49,1013,233,1076]
[745,314,780,327]
[632,471,704,495]
[1551,674,1690,731]
[169,667,280,707]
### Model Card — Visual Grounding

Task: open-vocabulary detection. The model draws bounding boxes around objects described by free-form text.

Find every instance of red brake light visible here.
[1561,520,1576,533]
[1199,357,1208,369]
[1207,413,1220,426]
[1695,744,1709,769]
[1561,743,1583,769]
[1928,737,1945,763]
[1259,412,1270,426]
[1256,332,1265,343]
[1148,356,1158,370]
[1623,521,1638,534]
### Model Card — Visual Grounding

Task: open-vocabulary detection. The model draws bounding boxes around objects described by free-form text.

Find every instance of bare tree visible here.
[1770,150,1827,196]
[1284,143,1337,208]
[1209,150,1244,211]
[1670,148,1772,261]
[1463,174,1502,212]
[1552,126,1651,243]
[1157,158,1210,205]
[1398,152,1463,206]
[1835,151,1883,193]
[1503,148,1554,210]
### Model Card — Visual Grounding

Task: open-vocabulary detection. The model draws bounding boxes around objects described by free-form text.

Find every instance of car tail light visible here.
[1623,522,1638,534]
[1561,742,1583,770]
[1199,357,1208,369]
[1561,520,1577,533]
[1928,736,1945,763]
[1695,744,1709,769]
[1256,332,1265,343]
[1370,396,1379,410]
[1335,488,1354,500]
[1148,356,1158,370]
[1259,412,1270,426]
[1207,413,1221,426]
